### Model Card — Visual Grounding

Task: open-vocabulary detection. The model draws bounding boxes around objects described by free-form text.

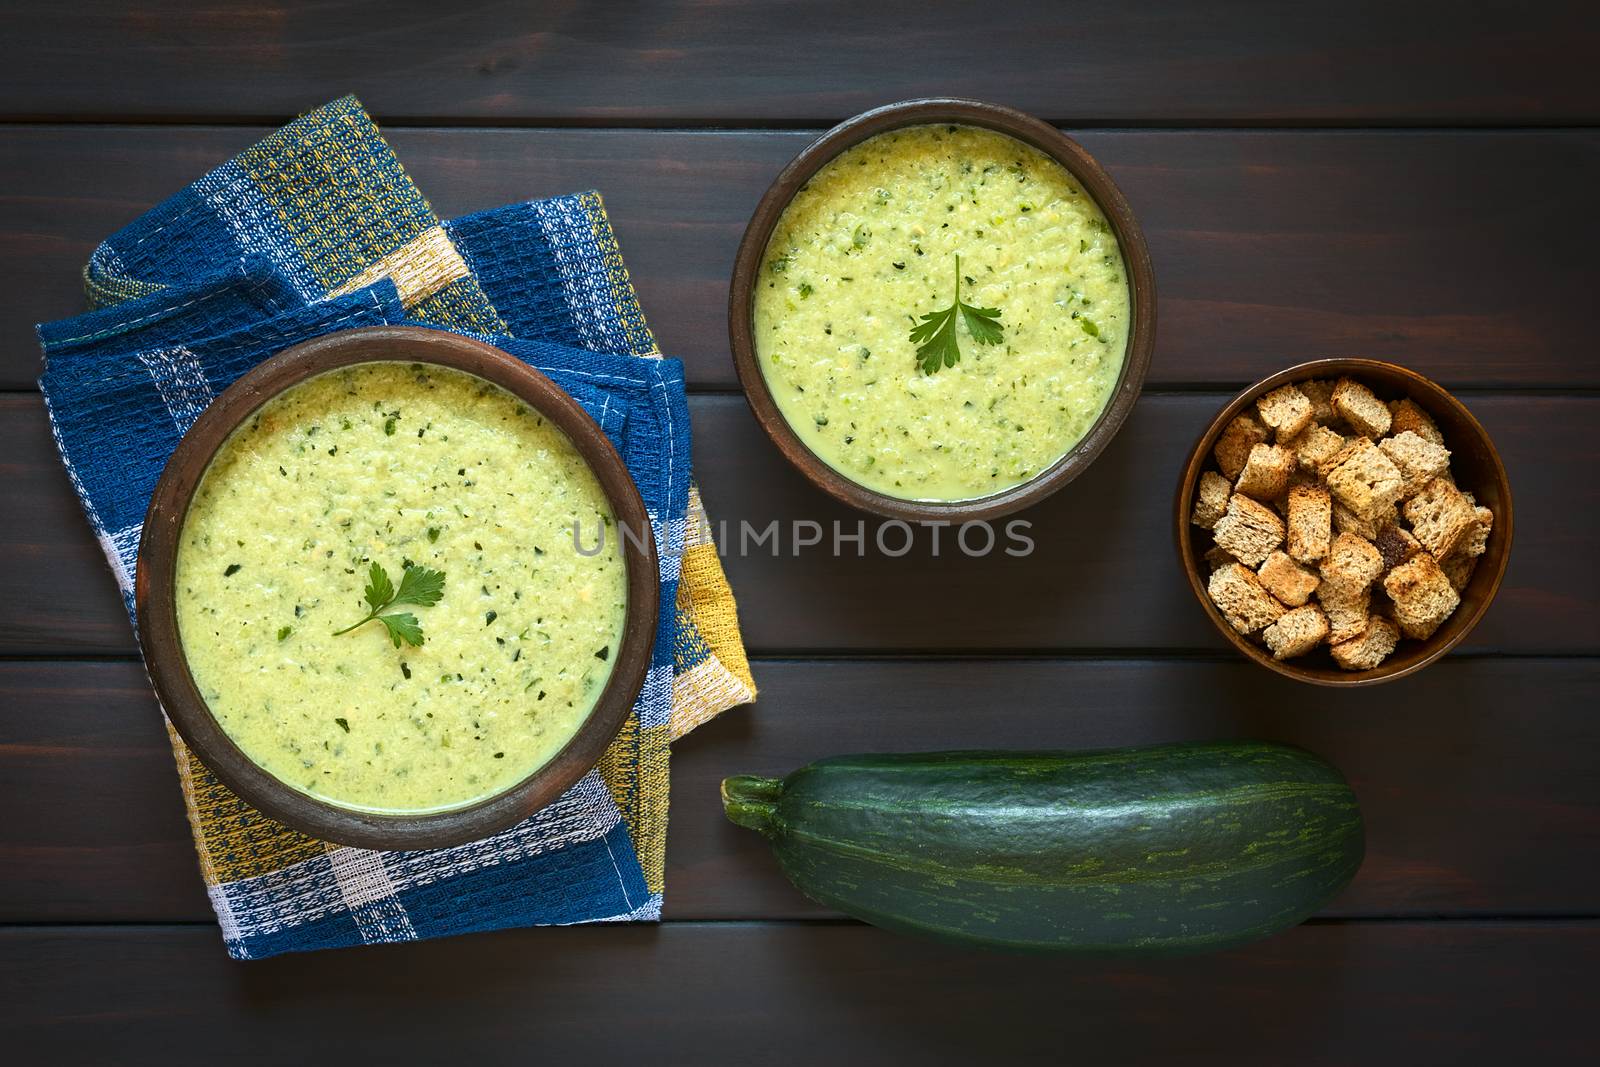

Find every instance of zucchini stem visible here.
[720,775,783,835]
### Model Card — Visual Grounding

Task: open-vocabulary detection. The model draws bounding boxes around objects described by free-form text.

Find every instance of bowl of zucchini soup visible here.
[730,99,1155,520]
[135,326,659,850]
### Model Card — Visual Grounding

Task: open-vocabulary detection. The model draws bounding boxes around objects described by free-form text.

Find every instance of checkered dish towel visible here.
[35,96,755,959]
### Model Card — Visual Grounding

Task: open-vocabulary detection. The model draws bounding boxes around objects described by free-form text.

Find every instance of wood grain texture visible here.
[5,658,1597,922]
[3,1,1597,1047]
[0,922,1594,1064]
[4,393,1593,657]
[6,127,1598,389]
[2,0,1596,125]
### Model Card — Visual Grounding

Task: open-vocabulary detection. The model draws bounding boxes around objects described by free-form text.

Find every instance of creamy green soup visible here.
[175,362,627,815]
[754,124,1130,501]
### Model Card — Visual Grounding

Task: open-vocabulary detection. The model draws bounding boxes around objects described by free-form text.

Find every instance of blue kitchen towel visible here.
[32,96,739,959]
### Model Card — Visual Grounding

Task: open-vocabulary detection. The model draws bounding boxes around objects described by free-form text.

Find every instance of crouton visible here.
[1439,552,1476,593]
[1190,470,1232,530]
[1263,604,1330,660]
[1212,494,1286,567]
[1374,524,1423,571]
[1234,443,1295,501]
[1286,423,1344,474]
[1330,616,1401,671]
[1332,499,1393,541]
[1332,378,1393,438]
[1207,563,1286,635]
[1202,544,1237,574]
[1213,413,1270,482]
[1322,438,1404,521]
[1383,554,1461,640]
[1286,483,1332,563]
[1319,585,1371,644]
[1272,470,1316,514]
[1320,532,1384,598]
[1389,397,1444,446]
[1256,384,1314,440]
[1402,477,1478,558]
[1298,379,1337,424]
[1258,550,1320,607]
[1456,504,1493,558]
[1370,581,1396,620]
[1380,431,1452,498]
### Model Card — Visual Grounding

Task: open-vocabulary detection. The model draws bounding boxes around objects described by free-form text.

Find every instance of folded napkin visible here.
[37,97,754,958]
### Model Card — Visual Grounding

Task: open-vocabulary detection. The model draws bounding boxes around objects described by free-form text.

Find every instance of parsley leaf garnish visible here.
[332,560,446,647]
[375,612,424,647]
[907,254,1004,375]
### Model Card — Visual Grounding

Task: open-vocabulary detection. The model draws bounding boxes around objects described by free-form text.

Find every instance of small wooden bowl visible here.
[729,98,1156,521]
[1175,358,1513,686]
[135,326,660,849]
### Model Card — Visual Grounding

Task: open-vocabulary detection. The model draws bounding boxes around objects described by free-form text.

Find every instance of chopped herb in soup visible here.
[175,363,627,815]
[754,124,1130,501]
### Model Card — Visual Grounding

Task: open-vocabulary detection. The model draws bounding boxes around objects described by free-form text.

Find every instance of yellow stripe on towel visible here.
[328,226,472,307]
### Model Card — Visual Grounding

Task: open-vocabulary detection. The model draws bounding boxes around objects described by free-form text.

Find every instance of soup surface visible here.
[754,124,1130,501]
[175,362,627,814]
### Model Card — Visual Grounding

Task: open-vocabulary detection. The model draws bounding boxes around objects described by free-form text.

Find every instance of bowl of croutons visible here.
[1176,359,1512,685]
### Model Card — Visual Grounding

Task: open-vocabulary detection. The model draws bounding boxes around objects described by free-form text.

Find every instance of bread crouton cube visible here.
[1298,379,1337,424]
[1374,524,1423,571]
[1258,550,1320,607]
[1190,470,1232,530]
[1330,616,1400,671]
[1212,494,1285,567]
[1319,585,1371,644]
[1213,413,1270,482]
[1389,397,1444,446]
[1322,438,1404,521]
[1286,423,1344,474]
[1331,499,1393,541]
[1402,477,1478,558]
[1202,544,1237,574]
[1234,443,1295,501]
[1286,483,1332,563]
[1256,384,1314,440]
[1380,431,1452,498]
[1456,504,1493,558]
[1263,604,1330,660]
[1273,472,1317,521]
[1369,580,1396,620]
[1439,552,1477,593]
[1207,563,1286,635]
[1319,532,1384,598]
[1332,378,1393,438]
[1384,554,1461,640]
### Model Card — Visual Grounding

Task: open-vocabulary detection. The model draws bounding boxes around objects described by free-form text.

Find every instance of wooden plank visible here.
[0,664,207,922]
[5,126,1598,390]
[703,393,1595,655]
[4,658,1597,923]
[2,0,1596,125]
[0,922,1593,1064]
[669,658,1600,920]
[3,392,1593,657]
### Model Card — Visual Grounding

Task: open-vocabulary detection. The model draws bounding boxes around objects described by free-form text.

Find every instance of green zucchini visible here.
[722,741,1363,954]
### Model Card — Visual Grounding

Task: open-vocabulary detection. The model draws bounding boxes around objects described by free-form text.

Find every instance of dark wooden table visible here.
[2,3,1597,1063]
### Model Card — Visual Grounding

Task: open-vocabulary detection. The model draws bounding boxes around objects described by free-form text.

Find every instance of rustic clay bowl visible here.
[1175,358,1513,686]
[136,326,659,849]
[729,98,1156,522]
